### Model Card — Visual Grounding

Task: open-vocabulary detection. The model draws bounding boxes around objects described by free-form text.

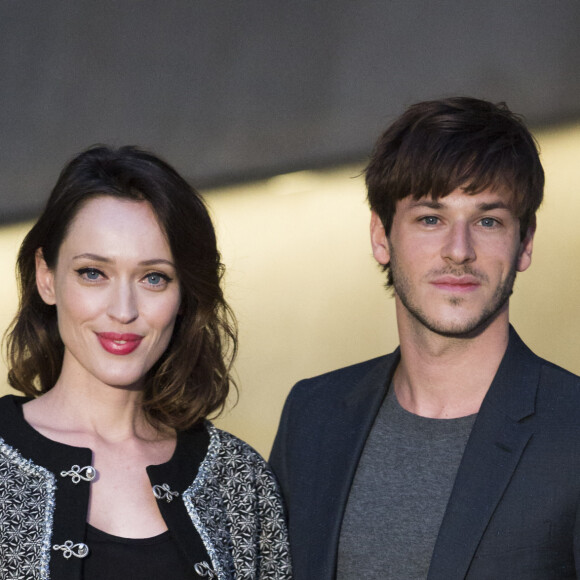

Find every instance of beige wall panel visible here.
[509,124,580,374]
[0,223,30,379]
[1,123,579,457]
[208,168,399,456]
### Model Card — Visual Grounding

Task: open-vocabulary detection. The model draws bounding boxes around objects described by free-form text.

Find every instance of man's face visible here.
[371,187,534,337]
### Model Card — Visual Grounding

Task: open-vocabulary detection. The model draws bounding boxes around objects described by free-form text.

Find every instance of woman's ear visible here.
[35,248,56,305]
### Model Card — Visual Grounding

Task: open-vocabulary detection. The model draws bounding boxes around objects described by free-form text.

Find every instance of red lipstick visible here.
[97,333,143,355]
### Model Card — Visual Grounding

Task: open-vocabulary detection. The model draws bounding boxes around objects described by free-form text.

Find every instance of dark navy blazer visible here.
[270,327,580,579]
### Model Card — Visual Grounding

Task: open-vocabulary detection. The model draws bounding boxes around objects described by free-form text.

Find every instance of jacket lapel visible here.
[311,352,399,578]
[428,328,541,579]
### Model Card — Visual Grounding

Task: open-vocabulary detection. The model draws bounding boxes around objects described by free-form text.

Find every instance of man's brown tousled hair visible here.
[5,145,237,431]
[365,97,545,286]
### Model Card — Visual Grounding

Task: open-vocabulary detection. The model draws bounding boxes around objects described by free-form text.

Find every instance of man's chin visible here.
[424,322,490,340]
[413,306,507,339]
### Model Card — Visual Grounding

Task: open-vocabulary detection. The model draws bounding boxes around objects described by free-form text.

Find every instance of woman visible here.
[1,146,292,579]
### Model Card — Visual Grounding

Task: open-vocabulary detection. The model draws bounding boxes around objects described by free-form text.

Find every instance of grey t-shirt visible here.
[337,386,476,579]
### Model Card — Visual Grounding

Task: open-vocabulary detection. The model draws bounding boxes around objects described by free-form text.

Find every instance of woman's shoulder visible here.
[0,394,29,435]
[193,422,286,501]
[182,424,284,521]
[203,422,270,473]
[184,425,292,578]
[0,393,26,410]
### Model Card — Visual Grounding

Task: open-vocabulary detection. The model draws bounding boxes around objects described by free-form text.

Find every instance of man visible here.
[270,97,580,579]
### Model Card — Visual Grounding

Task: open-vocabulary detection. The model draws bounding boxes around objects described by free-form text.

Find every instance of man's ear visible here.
[517,217,536,273]
[370,211,390,266]
[35,248,56,305]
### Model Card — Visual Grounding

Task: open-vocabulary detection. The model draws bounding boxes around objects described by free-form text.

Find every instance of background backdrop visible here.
[2,0,580,222]
[1,1,580,455]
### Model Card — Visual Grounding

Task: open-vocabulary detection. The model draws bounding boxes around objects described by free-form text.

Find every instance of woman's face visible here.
[36,196,181,391]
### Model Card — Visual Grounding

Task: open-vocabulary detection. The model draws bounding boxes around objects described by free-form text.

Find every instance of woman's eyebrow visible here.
[72,253,110,262]
[139,258,176,267]
[72,253,175,267]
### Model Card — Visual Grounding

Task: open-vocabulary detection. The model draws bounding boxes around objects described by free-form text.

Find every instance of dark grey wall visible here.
[1,1,579,223]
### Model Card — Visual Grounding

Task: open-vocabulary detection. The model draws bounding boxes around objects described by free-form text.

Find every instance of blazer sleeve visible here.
[575,499,580,576]
[269,382,297,504]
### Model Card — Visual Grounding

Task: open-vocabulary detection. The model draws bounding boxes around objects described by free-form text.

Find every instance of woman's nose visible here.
[107,281,138,323]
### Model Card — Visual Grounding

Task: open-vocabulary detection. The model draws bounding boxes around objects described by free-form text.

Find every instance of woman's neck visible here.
[22,377,171,446]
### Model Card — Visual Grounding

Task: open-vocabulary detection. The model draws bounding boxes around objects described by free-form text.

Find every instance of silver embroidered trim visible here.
[0,437,57,580]
[182,423,292,580]
[60,464,97,484]
[152,483,179,503]
[52,540,89,559]
[183,425,228,580]
[194,560,218,578]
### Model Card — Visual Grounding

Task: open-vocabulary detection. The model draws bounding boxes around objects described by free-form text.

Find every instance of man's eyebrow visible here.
[477,201,511,211]
[407,200,444,210]
[406,199,512,212]
[72,254,175,267]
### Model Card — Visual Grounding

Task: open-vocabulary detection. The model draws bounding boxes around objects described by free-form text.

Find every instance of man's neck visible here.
[394,309,510,419]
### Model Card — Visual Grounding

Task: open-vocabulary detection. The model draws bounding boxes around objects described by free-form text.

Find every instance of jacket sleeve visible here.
[254,457,293,579]
[202,426,293,579]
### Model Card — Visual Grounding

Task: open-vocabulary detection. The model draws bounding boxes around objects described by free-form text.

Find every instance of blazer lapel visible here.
[428,328,541,579]
[311,352,399,578]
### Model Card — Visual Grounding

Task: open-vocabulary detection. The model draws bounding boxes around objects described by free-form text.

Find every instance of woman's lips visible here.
[96,332,143,355]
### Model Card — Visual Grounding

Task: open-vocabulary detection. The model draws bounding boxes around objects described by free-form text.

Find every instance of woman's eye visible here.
[77,268,103,281]
[145,272,170,286]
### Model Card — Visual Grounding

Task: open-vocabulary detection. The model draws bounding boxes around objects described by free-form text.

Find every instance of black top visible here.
[0,395,212,579]
[83,524,201,579]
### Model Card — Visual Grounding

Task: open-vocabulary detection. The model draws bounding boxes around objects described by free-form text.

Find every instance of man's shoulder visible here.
[271,352,398,469]
[507,329,580,420]
[539,356,580,383]
[535,356,580,415]
[288,351,398,404]
[513,329,580,391]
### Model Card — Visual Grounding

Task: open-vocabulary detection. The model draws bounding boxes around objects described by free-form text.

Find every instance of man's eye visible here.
[422,216,439,225]
[480,218,498,228]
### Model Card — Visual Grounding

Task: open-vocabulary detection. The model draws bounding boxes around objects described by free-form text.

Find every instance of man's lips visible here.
[96,332,143,355]
[430,276,481,292]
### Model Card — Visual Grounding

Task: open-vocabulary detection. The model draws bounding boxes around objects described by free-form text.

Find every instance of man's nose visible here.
[441,222,476,264]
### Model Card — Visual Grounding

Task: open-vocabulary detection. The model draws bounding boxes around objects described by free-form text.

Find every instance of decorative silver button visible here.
[53,541,89,559]
[152,483,179,503]
[60,465,97,484]
[194,561,217,578]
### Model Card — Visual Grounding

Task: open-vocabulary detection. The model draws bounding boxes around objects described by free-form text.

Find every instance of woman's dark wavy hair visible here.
[365,97,545,286]
[5,145,237,430]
